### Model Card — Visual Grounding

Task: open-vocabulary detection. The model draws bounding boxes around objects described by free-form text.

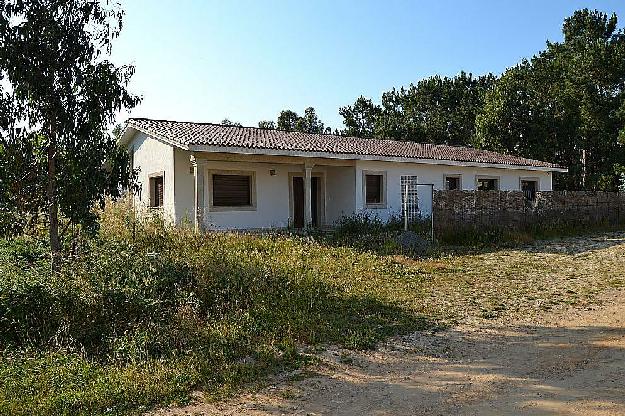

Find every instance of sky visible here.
[111,0,625,130]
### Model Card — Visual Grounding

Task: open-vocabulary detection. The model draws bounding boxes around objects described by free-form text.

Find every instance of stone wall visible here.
[433,190,625,232]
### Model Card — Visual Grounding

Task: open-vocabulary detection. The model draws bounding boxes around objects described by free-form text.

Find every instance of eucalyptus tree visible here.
[0,0,139,267]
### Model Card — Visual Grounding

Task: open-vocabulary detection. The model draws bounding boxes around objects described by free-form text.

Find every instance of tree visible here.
[340,72,495,144]
[258,120,276,129]
[221,118,242,127]
[296,107,325,134]
[0,0,140,268]
[275,107,328,133]
[339,96,382,138]
[476,9,625,190]
[276,110,300,131]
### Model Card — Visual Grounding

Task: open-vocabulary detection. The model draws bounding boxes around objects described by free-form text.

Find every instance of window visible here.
[149,175,164,207]
[444,175,461,190]
[364,172,385,206]
[521,179,538,201]
[477,177,499,191]
[212,174,253,207]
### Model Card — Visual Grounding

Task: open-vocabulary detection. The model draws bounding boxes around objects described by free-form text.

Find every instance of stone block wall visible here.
[433,190,625,232]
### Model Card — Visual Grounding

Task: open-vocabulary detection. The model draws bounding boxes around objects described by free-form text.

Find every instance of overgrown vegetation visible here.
[1,203,625,415]
[324,211,625,252]
[322,212,433,256]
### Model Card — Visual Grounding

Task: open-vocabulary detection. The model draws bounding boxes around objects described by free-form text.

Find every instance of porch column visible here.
[304,163,314,227]
[191,155,206,232]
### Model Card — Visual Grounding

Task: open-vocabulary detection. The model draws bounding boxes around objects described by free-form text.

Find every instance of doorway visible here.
[292,176,322,228]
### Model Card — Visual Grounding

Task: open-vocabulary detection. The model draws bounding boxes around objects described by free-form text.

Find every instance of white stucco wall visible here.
[177,158,334,229]
[355,160,553,222]
[173,148,195,224]
[129,132,176,221]
[325,166,356,224]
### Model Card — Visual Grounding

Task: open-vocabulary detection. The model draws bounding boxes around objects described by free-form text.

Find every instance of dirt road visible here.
[154,287,625,415]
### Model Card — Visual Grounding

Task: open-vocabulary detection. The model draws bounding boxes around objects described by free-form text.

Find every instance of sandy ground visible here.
[152,286,625,416]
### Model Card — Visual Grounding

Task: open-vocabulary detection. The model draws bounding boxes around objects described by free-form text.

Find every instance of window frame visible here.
[443,174,462,191]
[475,175,500,191]
[520,177,540,201]
[208,170,257,212]
[148,172,165,208]
[362,170,387,209]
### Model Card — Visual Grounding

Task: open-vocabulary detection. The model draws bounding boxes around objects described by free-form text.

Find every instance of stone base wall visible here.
[433,191,625,232]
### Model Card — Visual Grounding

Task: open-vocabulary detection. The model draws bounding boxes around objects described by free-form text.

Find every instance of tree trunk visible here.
[47,133,60,271]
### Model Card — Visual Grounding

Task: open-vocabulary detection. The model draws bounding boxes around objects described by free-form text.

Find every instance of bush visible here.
[327,212,433,256]
[0,203,429,415]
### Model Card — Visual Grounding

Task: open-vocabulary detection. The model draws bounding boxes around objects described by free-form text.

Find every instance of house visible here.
[119,118,567,230]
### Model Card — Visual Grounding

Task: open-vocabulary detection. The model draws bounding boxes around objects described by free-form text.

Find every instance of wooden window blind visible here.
[365,174,383,204]
[212,174,251,207]
[150,176,164,207]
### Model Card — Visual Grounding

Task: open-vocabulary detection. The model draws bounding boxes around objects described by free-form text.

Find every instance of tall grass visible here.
[0,203,430,415]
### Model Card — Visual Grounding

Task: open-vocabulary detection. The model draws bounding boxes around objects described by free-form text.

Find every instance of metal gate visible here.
[400,175,420,221]
[400,176,434,241]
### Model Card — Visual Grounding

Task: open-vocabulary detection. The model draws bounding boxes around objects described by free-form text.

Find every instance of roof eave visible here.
[188,144,568,173]
[120,123,191,150]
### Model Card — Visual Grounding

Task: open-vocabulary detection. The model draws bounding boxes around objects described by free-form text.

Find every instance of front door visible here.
[292,176,319,228]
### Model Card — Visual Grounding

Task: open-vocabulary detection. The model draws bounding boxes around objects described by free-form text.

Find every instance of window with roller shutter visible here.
[149,175,164,208]
[210,172,256,209]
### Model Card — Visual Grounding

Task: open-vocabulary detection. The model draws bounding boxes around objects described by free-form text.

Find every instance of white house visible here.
[119,118,567,230]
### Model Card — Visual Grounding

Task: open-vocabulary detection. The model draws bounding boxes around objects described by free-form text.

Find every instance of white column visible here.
[191,155,206,232]
[304,164,313,227]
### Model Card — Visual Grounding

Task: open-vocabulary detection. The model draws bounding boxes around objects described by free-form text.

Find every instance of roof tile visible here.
[127,118,564,170]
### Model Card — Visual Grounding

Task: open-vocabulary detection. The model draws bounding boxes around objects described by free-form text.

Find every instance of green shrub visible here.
[327,212,433,256]
[0,203,430,415]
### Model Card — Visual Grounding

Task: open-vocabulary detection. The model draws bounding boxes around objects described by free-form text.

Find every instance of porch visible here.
[187,152,357,230]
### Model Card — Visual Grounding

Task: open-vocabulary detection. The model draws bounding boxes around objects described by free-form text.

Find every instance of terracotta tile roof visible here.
[126,118,564,170]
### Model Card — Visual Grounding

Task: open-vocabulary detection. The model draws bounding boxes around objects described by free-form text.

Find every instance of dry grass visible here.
[379,233,625,324]
[2,202,624,415]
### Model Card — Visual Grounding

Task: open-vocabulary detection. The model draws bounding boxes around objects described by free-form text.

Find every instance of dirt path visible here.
[154,287,625,415]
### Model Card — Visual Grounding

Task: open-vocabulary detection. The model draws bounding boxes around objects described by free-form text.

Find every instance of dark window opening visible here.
[521,180,538,201]
[445,176,460,190]
[149,176,164,207]
[212,174,252,207]
[477,178,498,191]
[365,174,383,204]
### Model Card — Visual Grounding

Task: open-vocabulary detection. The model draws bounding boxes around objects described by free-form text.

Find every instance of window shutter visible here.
[213,174,251,206]
[366,175,382,204]
[155,178,164,207]
[149,176,164,207]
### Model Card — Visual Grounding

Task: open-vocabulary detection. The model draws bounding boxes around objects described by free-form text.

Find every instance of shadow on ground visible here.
[158,291,625,416]
[254,323,625,415]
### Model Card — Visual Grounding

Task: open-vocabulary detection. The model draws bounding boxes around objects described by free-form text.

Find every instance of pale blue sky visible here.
[112,0,625,129]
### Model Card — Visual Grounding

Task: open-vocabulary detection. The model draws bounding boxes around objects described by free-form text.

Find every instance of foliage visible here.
[476,9,625,190]
[339,71,496,144]
[326,212,433,256]
[338,9,625,191]
[274,107,330,133]
[0,0,139,254]
[1,202,625,414]
[257,120,276,129]
[0,203,429,415]
[221,118,243,127]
